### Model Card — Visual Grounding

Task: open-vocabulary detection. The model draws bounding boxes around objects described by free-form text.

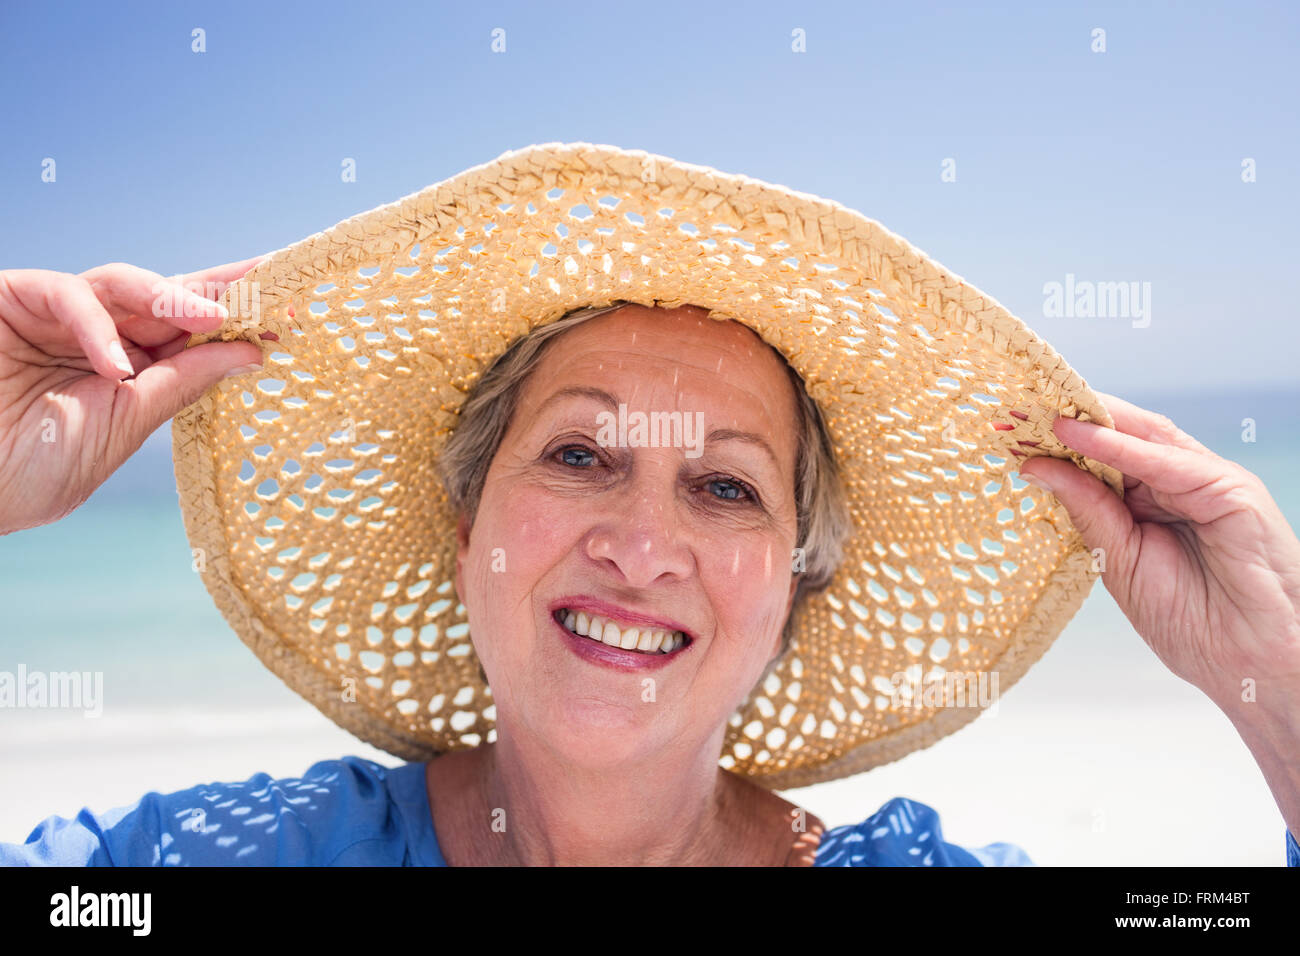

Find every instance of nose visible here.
[583,460,694,588]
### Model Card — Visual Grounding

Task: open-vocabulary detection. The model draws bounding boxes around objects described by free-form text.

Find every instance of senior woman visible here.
[2,144,1299,866]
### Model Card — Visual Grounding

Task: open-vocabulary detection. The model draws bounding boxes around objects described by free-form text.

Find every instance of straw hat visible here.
[172,142,1122,790]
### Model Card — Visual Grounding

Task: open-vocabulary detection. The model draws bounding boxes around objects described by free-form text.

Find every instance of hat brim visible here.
[173,142,1122,789]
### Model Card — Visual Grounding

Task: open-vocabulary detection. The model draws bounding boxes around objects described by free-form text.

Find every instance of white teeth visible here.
[559,609,686,655]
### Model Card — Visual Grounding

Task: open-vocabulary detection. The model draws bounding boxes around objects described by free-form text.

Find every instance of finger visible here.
[113,340,265,436]
[81,262,227,335]
[1018,455,1140,584]
[142,329,280,367]
[1046,414,1229,498]
[1092,391,1213,455]
[138,330,193,365]
[43,274,137,380]
[176,254,271,291]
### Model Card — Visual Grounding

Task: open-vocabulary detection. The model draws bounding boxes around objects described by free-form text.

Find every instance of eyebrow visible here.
[535,385,781,467]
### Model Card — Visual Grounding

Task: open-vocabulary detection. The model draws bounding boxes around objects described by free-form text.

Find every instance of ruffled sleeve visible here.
[813,796,1033,867]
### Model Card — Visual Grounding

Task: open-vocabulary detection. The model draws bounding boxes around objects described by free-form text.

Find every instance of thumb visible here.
[1019,456,1138,577]
[117,340,264,434]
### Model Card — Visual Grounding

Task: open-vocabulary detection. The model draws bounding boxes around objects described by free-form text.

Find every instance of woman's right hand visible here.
[0,257,272,536]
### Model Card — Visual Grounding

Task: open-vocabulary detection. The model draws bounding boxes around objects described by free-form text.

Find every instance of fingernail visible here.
[221,363,263,381]
[1055,414,1096,441]
[1021,473,1055,494]
[108,340,134,376]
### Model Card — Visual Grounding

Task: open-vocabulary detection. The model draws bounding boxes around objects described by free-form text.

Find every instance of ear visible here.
[785,573,800,618]
[769,573,801,663]
[453,512,472,599]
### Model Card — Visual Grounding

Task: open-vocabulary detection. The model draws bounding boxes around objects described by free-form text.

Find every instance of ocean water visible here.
[1,385,1297,863]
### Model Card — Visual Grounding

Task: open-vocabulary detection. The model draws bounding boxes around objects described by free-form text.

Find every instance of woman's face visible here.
[455,304,802,772]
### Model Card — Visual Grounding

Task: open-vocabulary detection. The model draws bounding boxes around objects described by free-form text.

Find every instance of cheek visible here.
[460,480,586,644]
[472,481,587,574]
[695,536,792,654]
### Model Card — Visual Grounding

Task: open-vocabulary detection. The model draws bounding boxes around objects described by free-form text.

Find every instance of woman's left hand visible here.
[1019,394,1300,710]
[1018,392,1300,836]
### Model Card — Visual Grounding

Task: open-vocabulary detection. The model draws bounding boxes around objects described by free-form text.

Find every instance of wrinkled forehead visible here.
[521,305,804,452]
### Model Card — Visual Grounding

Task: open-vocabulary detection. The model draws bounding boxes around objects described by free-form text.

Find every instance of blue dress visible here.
[2,756,1296,866]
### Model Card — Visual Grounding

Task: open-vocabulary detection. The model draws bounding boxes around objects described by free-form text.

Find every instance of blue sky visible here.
[2,0,1297,392]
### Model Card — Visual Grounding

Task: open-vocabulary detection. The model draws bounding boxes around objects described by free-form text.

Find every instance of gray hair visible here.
[437,301,851,676]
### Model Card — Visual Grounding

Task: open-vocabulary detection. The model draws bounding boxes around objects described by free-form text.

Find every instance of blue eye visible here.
[707,477,755,502]
[551,444,758,506]
[558,446,596,467]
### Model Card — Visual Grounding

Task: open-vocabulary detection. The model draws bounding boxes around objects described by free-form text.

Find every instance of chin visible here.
[538,696,667,766]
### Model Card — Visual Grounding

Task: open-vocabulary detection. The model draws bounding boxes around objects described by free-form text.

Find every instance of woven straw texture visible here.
[172,142,1123,790]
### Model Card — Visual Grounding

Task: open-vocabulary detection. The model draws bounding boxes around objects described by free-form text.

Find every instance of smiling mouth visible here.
[554,608,690,655]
